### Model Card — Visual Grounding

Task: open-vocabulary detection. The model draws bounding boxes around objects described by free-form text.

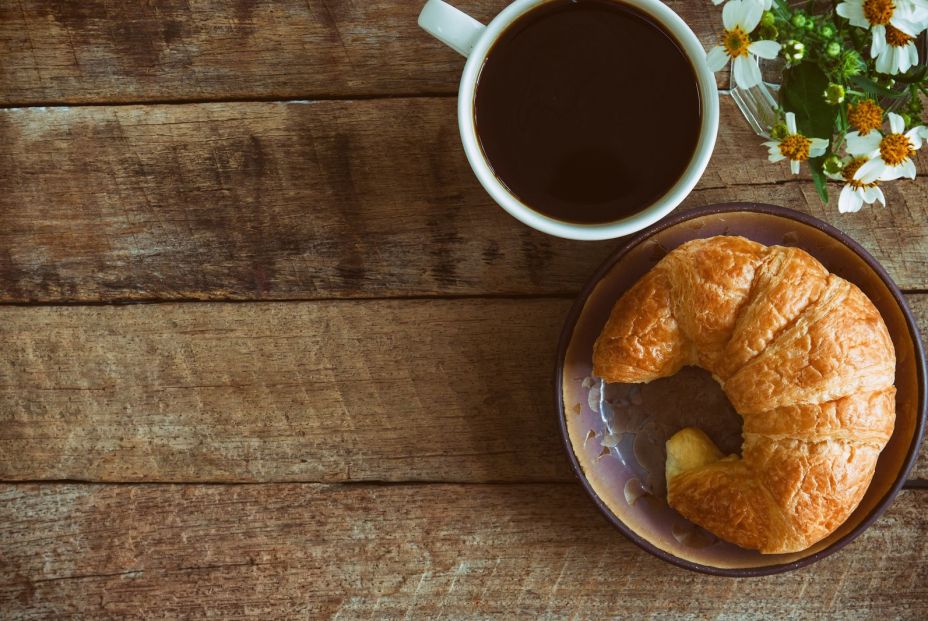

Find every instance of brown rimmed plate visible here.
[555,203,927,576]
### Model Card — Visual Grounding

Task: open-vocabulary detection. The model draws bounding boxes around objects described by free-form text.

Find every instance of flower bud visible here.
[758,24,778,40]
[770,123,790,140]
[908,95,924,116]
[823,155,844,175]
[840,50,864,78]
[823,83,846,105]
[791,14,807,28]
[819,24,835,38]
[783,40,805,63]
[826,41,842,58]
[761,11,776,28]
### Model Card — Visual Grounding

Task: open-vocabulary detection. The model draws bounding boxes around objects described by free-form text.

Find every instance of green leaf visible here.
[780,62,838,139]
[849,75,909,99]
[809,157,829,205]
[893,65,928,84]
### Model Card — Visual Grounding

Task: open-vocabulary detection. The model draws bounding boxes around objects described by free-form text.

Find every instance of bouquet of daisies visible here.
[706,0,928,212]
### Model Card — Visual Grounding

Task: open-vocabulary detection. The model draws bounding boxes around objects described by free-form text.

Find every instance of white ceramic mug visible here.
[419,0,719,241]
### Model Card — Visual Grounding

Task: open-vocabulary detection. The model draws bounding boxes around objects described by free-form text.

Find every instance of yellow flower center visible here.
[779,134,812,161]
[722,26,751,58]
[863,0,894,25]
[842,158,879,190]
[879,133,914,166]
[848,100,884,135]
[885,25,914,47]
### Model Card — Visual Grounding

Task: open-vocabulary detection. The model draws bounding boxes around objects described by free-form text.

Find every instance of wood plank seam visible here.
[0,92,460,110]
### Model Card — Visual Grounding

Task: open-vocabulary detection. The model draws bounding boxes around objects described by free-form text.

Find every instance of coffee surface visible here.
[474,0,701,224]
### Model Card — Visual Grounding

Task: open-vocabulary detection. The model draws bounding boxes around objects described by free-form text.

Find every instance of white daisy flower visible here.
[706,0,781,89]
[837,0,928,34]
[837,0,928,74]
[827,157,887,213]
[846,112,926,182]
[872,22,921,73]
[763,112,829,175]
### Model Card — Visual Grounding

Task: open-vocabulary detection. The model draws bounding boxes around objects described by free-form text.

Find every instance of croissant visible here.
[593,236,895,554]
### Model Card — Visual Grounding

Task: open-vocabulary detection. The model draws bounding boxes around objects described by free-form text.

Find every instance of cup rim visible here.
[457,0,720,241]
[554,202,928,576]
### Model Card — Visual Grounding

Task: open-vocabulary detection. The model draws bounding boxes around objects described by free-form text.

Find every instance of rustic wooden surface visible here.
[1,0,926,619]
[2,97,927,302]
[1,485,926,620]
[0,0,719,105]
[1,297,927,483]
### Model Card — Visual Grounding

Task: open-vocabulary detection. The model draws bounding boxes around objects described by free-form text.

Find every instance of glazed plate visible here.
[556,203,927,576]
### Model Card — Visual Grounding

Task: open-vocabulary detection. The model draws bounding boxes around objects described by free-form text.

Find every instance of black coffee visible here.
[474,0,701,224]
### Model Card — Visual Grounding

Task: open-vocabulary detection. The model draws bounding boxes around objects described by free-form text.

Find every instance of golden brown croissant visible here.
[593,236,895,554]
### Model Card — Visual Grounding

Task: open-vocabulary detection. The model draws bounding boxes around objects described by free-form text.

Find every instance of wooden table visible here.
[1,1,926,618]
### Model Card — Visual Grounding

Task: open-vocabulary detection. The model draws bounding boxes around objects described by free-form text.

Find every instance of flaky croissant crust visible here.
[592,236,896,554]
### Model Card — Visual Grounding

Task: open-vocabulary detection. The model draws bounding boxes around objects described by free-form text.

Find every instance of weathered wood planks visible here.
[0,0,722,104]
[2,297,925,483]
[0,299,573,482]
[3,2,926,618]
[1,484,925,619]
[2,97,927,302]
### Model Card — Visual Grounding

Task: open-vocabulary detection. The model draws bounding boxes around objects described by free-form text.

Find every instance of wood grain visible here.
[0,299,573,483]
[1,483,926,620]
[0,0,721,105]
[1,297,925,483]
[2,97,927,302]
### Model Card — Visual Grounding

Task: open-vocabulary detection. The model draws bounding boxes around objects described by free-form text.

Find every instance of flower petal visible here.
[889,16,920,36]
[894,0,928,22]
[764,141,784,161]
[837,1,870,29]
[879,164,906,181]
[846,131,882,156]
[790,160,800,175]
[854,157,887,183]
[900,157,917,179]
[873,186,886,207]
[786,112,797,135]
[740,0,763,31]
[732,55,761,89]
[889,46,903,74]
[897,44,916,73]
[707,46,730,71]
[810,138,829,157]
[839,185,863,213]
[906,127,924,149]
[871,25,886,60]
[749,40,781,59]
[905,43,919,70]
[889,112,905,134]
[722,0,741,31]
[712,0,726,4]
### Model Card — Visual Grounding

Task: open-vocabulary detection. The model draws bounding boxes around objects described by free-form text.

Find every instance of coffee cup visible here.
[419,0,719,241]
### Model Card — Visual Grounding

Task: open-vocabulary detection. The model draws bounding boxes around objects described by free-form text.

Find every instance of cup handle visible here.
[418,0,486,58]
